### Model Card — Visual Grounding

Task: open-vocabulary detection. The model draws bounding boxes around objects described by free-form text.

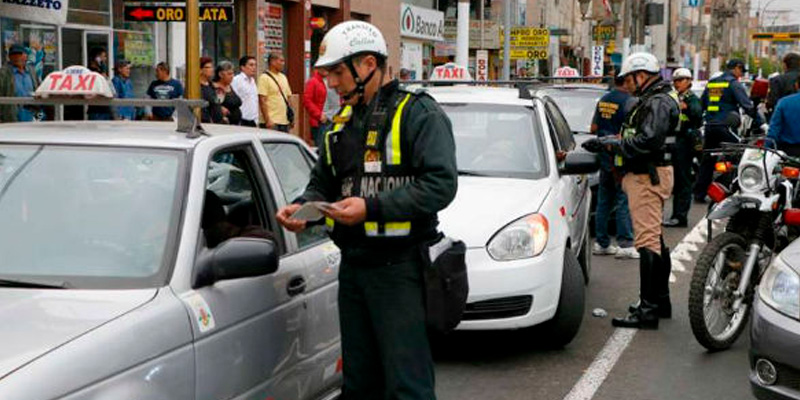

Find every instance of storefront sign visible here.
[123,5,234,22]
[554,66,580,78]
[499,48,549,60]
[475,50,488,81]
[0,0,68,25]
[258,2,284,67]
[124,33,155,67]
[430,63,472,82]
[590,46,604,77]
[443,19,500,49]
[309,17,326,29]
[400,3,444,42]
[592,25,616,41]
[502,27,550,48]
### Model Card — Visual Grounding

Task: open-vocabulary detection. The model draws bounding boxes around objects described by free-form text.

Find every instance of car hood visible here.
[439,176,551,248]
[0,288,157,379]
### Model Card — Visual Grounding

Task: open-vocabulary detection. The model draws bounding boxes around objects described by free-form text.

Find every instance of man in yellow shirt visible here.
[258,52,293,132]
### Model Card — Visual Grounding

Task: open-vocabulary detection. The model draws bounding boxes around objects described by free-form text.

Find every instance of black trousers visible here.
[240,119,257,127]
[671,136,695,222]
[694,124,738,199]
[338,249,436,400]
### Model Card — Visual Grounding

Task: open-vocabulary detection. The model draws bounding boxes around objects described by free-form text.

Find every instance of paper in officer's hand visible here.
[290,202,336,221]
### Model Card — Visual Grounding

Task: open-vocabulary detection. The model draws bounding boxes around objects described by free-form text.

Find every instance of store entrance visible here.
[62,28,111,120]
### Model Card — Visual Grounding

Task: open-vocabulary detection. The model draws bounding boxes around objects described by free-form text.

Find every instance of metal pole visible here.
[503,0,511,80]
[185,0,200,102]
[456,0,470,67]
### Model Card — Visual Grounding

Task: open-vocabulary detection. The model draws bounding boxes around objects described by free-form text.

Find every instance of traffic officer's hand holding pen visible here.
[276,204,307,232]
[324,197,367,226]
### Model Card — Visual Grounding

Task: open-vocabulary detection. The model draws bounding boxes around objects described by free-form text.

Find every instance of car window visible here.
[263,142,328,249]
[203,147,277,250]
[441,103,547,179]
[546,90,604,134]
[0,145,185,289]
[546,100,576,151]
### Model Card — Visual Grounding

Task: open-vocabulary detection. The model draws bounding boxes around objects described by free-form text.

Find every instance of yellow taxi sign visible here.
[430,63,472,82]
[35,66,114,99]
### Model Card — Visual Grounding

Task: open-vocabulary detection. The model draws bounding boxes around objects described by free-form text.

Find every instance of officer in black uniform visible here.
[583,52,681,329]
[276,21,457,400]
[694,59,762,202]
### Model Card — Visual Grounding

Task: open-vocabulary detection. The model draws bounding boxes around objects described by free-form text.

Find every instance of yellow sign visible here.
[501,27,550,48]
[499,48,549,60]
[751,32,800,41]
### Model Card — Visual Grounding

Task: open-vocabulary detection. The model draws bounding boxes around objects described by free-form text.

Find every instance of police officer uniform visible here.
[583,52,681,329]
[694,60,761,202]
[296,21,457,400]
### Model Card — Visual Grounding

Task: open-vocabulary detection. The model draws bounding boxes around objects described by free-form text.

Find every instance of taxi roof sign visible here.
[36,66,114,99]
[554,66,581,78]
[430,63,473,82]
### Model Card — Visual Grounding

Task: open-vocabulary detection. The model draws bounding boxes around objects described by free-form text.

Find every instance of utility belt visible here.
[627,160,670,185]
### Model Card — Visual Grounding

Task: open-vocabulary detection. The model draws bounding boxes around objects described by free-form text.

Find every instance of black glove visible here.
[582,136,621,154]
[582,138,604,153]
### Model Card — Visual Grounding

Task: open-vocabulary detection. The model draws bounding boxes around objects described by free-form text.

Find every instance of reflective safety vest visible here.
[705,81,729,113]
[323,92,415,238]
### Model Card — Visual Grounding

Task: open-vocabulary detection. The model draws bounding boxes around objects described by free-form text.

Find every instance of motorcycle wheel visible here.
[688,232,751,352]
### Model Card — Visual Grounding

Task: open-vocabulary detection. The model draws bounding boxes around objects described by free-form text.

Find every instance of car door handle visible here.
[287,276,306,297]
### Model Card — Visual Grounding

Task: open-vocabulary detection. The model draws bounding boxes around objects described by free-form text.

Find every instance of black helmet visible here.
[726,58,747,72]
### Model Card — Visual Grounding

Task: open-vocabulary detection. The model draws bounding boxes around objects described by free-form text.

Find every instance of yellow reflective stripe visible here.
[707,82,730,89]
[680,114,689,122]
[363,221,411,237]
[325,217,334,230]
[708,106,720,112]
[709,96,721,102]
[387,94,412,165]
[324,131,333,165]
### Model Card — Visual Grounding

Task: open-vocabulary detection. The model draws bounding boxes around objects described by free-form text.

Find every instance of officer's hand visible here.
[326,197,366,226]
[582,138,604,153]
[276,204,307,232]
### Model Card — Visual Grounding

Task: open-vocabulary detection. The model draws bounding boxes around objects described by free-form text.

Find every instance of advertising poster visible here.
[258,2,284,68]
[124,33,155,67]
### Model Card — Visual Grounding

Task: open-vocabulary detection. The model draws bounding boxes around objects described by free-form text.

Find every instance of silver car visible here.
[0,121,342,400]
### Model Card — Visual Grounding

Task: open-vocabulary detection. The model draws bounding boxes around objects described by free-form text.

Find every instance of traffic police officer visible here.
[583,52,680,329]
[694,59,761,202]
[276,21,457,399]
[664,68,703,228]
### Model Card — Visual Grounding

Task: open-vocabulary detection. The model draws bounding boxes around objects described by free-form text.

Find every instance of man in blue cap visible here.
[2,44,41,122]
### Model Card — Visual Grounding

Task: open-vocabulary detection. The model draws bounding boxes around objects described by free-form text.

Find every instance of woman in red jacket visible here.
[303,68,329,148]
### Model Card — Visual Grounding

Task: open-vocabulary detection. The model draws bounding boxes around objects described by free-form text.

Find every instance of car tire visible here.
[540,248,585,348]
[578,232,591,284]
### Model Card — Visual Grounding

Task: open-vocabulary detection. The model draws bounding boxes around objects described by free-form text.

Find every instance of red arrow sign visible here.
[129,8,155,20]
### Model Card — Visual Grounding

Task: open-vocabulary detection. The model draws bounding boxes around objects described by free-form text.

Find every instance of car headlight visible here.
[739,165,764,192]
[759,256,800,319]
[487,214,549,261]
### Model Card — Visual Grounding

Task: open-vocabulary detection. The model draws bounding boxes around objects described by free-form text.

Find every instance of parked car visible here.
[0,118,342,400]
[426,85,598,347]
[750,237,800,400]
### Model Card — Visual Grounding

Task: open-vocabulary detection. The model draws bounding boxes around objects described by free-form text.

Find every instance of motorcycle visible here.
[688,139,800,351]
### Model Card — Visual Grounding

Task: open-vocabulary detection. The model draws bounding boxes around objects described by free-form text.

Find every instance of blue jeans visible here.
[595,169,634,248]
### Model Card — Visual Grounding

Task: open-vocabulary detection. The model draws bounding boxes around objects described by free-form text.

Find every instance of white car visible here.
[427,86,598,346]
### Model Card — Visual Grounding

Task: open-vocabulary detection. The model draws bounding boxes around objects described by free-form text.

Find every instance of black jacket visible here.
[767,69,799,113]
[620,78,681,174]
[300,80,458,253]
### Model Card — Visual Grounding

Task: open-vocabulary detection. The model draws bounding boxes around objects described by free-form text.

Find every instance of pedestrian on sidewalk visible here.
[213,61,242,126]
[767,52,800,118]
[232,56,259,127]
[258,52,293,132]
[590,75,638,259]
[87,47,113,121]
[199,57,217,123]
[112,60,136,121]
[767,76,800,157]
[146,62,184,122]
[5,44,41,122]
[303,67,328,148]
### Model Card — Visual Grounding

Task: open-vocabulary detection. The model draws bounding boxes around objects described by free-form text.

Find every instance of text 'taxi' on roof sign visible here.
[36,66,114,98]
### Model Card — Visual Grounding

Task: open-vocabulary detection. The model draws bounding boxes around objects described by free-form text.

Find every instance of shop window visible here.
[201,22,238,66]
[0,18,58,80]
[68,0,110,26]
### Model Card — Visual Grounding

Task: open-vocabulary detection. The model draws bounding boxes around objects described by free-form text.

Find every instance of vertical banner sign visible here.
[258,2,284,69]
[591,45,604,77]
[476,50,489,81]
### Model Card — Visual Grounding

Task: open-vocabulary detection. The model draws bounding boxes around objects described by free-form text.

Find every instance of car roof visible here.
[424,86,535,106]
[0,121,301,149]
[536,83,609,92]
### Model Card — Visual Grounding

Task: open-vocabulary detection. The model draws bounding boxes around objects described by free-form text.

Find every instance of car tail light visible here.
[782,167,800,179]
[715,161,733,173]
[707,182,729,203]
[784,209,800,226]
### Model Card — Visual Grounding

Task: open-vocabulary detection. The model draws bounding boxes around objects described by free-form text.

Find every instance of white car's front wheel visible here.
[539,248,585,348]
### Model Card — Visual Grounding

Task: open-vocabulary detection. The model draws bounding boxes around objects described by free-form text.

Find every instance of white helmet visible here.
[618,52,660,77]
[315,21,388,68]
[672,68,693,80]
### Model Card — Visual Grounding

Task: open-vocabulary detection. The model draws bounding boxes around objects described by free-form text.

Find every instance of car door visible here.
[190,143,310,400]
[545,99,589,246]
[261,139,342,399]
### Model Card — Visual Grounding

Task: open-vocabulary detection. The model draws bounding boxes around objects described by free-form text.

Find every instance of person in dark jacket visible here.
[767,52,800,117]
[694,59,762,202]
[0,46,18,123]
[199,57,217,123]
[590,75,638,259]
[768,76,800,157]
[583,52,681,330]
[664,68,703,228]
[87,47,113,121]
[212,61,242,125]
[276,21,457,400]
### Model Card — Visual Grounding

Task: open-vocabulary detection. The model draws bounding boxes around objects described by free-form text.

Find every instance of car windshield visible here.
[0,145,185,289]
[546,90,605,134]
[441,103,547,179]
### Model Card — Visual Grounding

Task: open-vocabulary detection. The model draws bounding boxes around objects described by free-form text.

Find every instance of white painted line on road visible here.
[561,328,637,400]
[563,218,712,400]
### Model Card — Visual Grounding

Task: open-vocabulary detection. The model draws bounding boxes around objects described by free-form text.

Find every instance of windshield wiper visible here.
[458,170,491,177]
[0,278,68,289]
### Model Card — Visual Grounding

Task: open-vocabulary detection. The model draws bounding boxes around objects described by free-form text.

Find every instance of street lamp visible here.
[578,0,591,20]
[609,0,623,21]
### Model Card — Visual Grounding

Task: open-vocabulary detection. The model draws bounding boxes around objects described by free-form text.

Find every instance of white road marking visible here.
[563,217,716,400]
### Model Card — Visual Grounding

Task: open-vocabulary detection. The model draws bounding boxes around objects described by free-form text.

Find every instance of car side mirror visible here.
[192,238,279,289]
[559,151,599,175]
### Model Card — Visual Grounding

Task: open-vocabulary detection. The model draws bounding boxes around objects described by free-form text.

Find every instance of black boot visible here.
[627,241,672,319]
[614,248,660,329]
